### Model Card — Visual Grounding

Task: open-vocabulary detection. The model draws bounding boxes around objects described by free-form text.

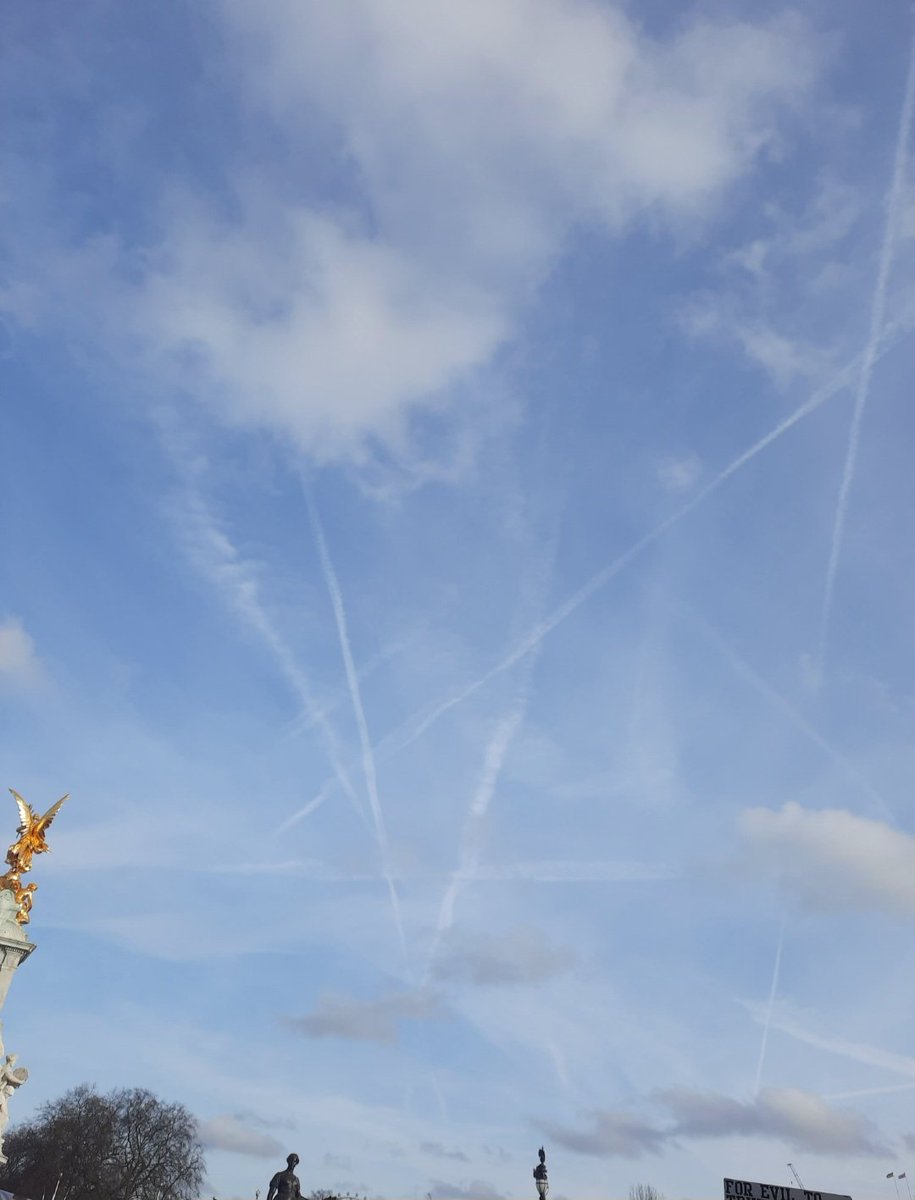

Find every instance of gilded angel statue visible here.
[0,789,68,924]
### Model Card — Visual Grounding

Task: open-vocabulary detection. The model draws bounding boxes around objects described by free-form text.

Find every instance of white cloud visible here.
[544,1087,889,1159]
[286,989,447,1044]
[542,1108,669,1158]
[141,210,506,462]
[659,1086,889,1157]
[126,0,822,460]
[432,926,574,987]
[741,802,915,916]
[0,616,44,690]
[197,1114,283,1158]
[429,1179,506,1200]
[420,1141,469,1163]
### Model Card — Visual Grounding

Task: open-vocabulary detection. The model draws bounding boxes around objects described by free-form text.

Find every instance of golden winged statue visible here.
[0,789,68,925]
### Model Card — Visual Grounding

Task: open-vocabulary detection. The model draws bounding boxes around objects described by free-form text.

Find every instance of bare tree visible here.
[630,1185,665,1200]
[0,1083,204,1200]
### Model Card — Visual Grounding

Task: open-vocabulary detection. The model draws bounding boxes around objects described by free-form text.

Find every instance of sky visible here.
[2,1,915,1199]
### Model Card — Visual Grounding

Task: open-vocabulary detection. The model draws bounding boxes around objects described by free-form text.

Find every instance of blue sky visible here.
[3,2,915,1198]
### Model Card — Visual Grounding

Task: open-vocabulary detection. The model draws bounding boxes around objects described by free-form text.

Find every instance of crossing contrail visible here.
[754,913,786,1097]
[176,481,367,826]
[816,24,915,682]
[382,343,885,758]
[307,491,406,956]
[677,602,892,820]
[424,700,528,979]
[278,315,913,835]
[423,535,557,979]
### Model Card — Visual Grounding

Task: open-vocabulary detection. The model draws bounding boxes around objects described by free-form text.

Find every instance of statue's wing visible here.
[36,794,68,832]
[8,789,33,831]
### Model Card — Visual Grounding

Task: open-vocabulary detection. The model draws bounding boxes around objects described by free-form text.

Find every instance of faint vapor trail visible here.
[208,857,674,882]
[827,1082,915,1100]
[277,318,913,833]
[387,347,877,757]
[678,603,892,820]
[816,28,915,681]
[307,493,406,956]
[749,1008,915,1079]
[423,538,557,979]
[753,913,786,1097]
[176,485,367,825]
[276,778,335,831]
[282,629,419,739]
[425,703,527,978]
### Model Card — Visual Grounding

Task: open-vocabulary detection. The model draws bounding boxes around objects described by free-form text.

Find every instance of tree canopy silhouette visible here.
[0,1083,204,1200]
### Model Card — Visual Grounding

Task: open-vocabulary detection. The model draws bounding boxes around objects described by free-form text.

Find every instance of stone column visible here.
[0,890,35,1163]
[0,899,35,1012]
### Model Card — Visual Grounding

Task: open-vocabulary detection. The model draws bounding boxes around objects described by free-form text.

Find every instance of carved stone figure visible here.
[266,1154,304,1200]
[0,790,68,925]
[0,1051,28,1163]
[533,1146,548,1200]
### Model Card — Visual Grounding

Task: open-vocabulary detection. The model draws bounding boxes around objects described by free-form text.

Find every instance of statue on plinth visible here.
[534,1146,548,1200]
[267,1153,305,1200]
[0,789,68,925]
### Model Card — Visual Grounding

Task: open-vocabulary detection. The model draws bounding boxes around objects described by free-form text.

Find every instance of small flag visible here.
[888,1174,896,1180]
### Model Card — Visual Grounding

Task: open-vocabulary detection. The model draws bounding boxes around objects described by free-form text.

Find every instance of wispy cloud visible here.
[428,1180,505,1200]
[420,1142,469,1163]
[0,615,46,692]
[816,22,915,681]
[197,1114,283,1158]
[285,989,446,1044]
[431,926,574,988]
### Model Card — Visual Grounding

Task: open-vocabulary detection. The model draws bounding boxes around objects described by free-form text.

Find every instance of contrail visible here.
[175,483,367,825]
[306,491,406,956]
[753,912,786,1097]
[424,702,528,979]
[276,778,335,832]
[277,317,913,834]
[816,26,915,682]
[385,344,877,758]
[207,858,674,882]
[826,1082,915,1100]
[678,603,892,820]
[282,629,419,739]
[424,535,558,979]
[748,1006,915,1079]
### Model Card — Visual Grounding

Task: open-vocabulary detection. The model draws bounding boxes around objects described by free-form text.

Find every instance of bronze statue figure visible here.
[266,1153,304,1200]
[0,789,68,924]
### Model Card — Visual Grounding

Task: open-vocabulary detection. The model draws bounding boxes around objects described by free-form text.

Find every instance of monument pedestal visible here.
[0,891,34,1013]
[0,892,35,1163]
[0,937,33,1013]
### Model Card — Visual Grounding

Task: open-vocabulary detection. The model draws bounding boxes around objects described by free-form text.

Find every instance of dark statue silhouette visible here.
[267,1154,304,1200]
[534,1146,549,1199]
